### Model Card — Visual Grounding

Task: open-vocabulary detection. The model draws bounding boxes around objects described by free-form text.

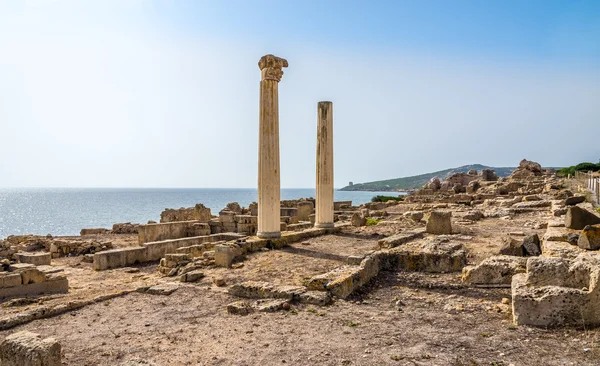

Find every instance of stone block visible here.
[388,241,467,273]
[0,277,68,299]
[425,211,452,234]
[378,230,425,249]
[578,224,600,250]
[0,331,61,366]
[93,247,148,270]
[228,281,305,300]
[16,252,51,266]
[226,301,253,315]
[462,255,527,285]
[403,211,424,222]
[0,273,22,288]
[20,268,46,285]
[565,206,600,230]
[179,270,205,283]
[214,244,242,267]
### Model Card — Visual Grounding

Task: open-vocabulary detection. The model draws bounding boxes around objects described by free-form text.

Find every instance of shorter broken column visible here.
[0,331,61,366]
[315,101,334,228]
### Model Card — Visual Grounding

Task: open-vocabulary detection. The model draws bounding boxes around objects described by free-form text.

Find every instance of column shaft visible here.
[258,80,281,237]
[315,101,334,228]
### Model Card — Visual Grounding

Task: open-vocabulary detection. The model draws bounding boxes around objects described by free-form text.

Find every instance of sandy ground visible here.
[2,271,599,366]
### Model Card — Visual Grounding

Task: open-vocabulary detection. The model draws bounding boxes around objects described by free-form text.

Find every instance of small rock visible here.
[213,277,227,287]
[501,297,510,304]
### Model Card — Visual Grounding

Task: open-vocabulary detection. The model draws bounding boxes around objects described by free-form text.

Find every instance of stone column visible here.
[257,54,288,239]
[315,101,334,228]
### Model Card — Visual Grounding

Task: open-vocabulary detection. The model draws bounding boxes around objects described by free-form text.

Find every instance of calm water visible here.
[0,188,403,238]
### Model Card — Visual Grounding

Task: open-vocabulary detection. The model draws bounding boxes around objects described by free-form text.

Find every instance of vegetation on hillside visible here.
[371,195,404,203]
[557,161,600,177]
[341,164,515,192]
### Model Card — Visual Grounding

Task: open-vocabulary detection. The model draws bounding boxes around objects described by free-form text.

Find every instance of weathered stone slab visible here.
[145,283,180,296]
[378,229,425,249]
[16,252,51,266]
[542,227,569,242]
[512,200,551,209]
[542,240,586,259]
[0,331,61,366]
[228,281,305,300]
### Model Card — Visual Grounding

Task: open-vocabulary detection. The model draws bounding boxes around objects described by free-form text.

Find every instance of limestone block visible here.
[16,252,51,266]
[542,240,585,259]
[512,255,600,326]
[228,281,304,300]
[462,255,527,285]
[388,241,467,273]
[20,268,46,285]
[219,211,236,223]
[298,291,332,305]
[512,200,551,209]
[226,301,253,315]
[542,227,569,242]
[403,211,424,222]
[499,236,524,256]
[93,247,148,270]
[565,206,600,230]
[214,244,242,267]
[0,276,68,299]
[179,270,205,283]
[0,273,22,288]
[351,212,366,227]
[578,225,600,250]
[0,331,61,366]
[378,230,425,249]
[425,211,452,234]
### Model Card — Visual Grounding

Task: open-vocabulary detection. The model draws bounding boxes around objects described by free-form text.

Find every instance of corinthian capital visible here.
[258,54,288,82]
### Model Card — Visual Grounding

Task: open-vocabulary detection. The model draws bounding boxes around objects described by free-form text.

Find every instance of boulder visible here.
[522,234,541,256]
[499,236,524,256]
[564,195,586,206]
[578,225,600,250]
[351,212,366,227]
[565,206,600,230]
[463,210,484,221]
[425,211,452,235]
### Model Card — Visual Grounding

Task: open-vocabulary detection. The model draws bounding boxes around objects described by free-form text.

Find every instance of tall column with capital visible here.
[257,54,288,239]
[315,101,334,228]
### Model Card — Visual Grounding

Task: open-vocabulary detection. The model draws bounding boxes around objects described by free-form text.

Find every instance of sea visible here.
[0,188,404,238]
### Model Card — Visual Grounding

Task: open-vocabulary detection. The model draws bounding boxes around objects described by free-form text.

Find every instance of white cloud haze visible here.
[0,1,598,188]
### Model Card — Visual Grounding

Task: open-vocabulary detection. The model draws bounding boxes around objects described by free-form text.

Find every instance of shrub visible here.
[371,195,404,203]
[365,218,381,226]
[557,161,600,177]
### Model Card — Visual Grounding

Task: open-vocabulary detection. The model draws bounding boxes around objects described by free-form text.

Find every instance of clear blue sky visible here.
[0,0,598,188]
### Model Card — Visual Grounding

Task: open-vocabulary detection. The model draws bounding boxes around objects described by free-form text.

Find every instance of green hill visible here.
[340,164,515,192]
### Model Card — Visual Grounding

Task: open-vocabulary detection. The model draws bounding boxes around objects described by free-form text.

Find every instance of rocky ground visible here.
[2,165,600,365]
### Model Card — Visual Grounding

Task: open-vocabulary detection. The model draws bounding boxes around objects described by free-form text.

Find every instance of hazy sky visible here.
[0,0,598,188]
